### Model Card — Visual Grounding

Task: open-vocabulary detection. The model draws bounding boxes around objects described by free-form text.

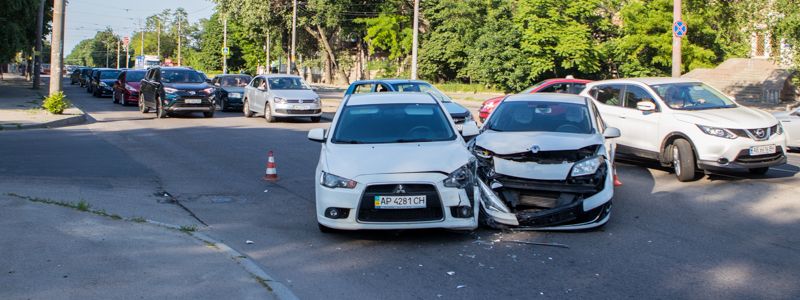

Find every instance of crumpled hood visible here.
[673,106,777,129]
[271,89,319,99]
[323,141,471,179]
[165,83,210,90]
[476,130,603,155]
[442,102,469,117]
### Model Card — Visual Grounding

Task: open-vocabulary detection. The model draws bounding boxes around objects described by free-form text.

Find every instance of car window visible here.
[100,70,121,79]
[126,71,145,82]
[590,102,606,132]
[623,85,655,109]
[485,101,594,134]
[375,84,391,92]
[267,77,309,90]
[391,83,451,102]
[353,83,375,94]
[250,77,261,88]
[161,70,204,83]
[331,103,456,144]
[568,83,587,94]
[539,83,568,93]
[594,85,623,106]
[219,76,252,87]
[650,83,737,110]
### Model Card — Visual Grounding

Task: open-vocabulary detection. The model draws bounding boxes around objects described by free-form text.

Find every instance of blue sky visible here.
[65,0,216,55]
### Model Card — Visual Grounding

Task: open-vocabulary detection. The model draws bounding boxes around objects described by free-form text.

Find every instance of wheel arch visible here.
[660,132,700,166]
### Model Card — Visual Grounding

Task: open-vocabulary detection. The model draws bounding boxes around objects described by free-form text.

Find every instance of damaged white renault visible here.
[308,93,481,232]
[472,93,620,230]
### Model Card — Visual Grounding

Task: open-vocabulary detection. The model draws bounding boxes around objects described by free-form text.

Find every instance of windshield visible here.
[126,71,145,82]
[390,83,452,102]
[162,70,205,83]
[267,77,310,90]
[219,76,252,87]
[519,80,549,94]
[485,101,594,134]
[100,70,121,79]
[332,103,456,144]
[650,83,737,110]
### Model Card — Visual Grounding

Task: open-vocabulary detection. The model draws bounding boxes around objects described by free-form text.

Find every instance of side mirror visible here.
[308,128,326,142]
[461,121,480,137]
[637,101,656,112]
[603,127,621,139]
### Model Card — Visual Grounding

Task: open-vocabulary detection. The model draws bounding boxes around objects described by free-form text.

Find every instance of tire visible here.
[310,116,321,123]
[219,98,227,112]
[203,110,214,118]
[318,223,336,233]
[243,99,254,118]
[264,104,275,123]
[671,139,698,182]
[156,97,167,119]
[748,167,769,175]
[139,94,149,113]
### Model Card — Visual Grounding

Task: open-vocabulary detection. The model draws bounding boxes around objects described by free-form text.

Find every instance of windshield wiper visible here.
[393,138,433,143]
[334,139,361,144]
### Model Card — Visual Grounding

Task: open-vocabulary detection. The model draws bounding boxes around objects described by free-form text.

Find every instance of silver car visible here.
[243,74,323,122]
[773,107,800,150]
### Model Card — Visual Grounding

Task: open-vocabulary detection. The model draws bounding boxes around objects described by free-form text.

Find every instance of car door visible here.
[587,84,631,146]
[618,84,662,154]
[781,109,800,147]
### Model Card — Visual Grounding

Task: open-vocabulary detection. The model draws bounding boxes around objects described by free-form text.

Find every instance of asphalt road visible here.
[2,82,799,299]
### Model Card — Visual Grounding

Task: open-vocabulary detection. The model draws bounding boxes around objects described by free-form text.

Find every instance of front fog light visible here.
[320,171,357,189]
[571,156,603,177]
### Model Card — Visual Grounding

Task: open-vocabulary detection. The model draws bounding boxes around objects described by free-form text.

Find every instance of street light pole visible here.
[672,0,682,77]
[49,0,65,95]
[266,31,271,74]
[223,16,228,74]
[33,0,45,89]
[410,0,419,80]
[289,0,296,75]
[177,16,182,66]
[157,19,161,60]
[116,38,120,69]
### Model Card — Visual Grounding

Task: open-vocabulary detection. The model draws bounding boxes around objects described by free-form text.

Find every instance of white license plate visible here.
[749,145,776,156]
[293,105,311,110]
[374,195,427,209]
[185,99,201,104]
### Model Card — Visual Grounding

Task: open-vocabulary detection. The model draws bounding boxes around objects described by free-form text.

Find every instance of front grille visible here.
[275,109,321,114]
[286,99,317,104]
[734,146,785,164]
[494,145,599,164]
[731,125,779,141]
[357,184,444,222]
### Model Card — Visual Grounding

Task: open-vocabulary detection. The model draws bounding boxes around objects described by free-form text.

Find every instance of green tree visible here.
[0,0,53,63]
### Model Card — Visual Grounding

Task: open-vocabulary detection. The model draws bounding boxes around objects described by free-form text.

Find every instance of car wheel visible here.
[156,98,167,119]
[243,99,254,118]
[318,223,336,233]
[672,139,698,182]
[139,94,149,113]
[219,99,227,112]
[748,167,769,175]
[264,104,276,123]
[310,116,321,123]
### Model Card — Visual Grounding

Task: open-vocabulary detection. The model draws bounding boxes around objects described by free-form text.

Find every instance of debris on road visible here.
[446,271,455,276]
[501,239,570,249]
[456,285,466,289]
[245,240,254,244]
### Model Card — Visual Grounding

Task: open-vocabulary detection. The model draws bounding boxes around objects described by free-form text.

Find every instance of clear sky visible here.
[65,0,216,55]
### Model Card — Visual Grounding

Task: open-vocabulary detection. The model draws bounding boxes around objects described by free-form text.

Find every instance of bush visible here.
[42,92,71,114]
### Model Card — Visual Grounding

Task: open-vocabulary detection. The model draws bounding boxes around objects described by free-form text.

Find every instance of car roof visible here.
[345,92,438,106]
[589,77,702,86]
[350,79,430,85]
[259,74,302,79]
[541,78,592,84]
[159,67,195,71]
[504,93,589,105]
[214,74,251,77]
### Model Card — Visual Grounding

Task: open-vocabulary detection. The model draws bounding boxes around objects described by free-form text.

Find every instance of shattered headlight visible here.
[443,163,472,188]
[320,171,357,189]
[571,156,604,177]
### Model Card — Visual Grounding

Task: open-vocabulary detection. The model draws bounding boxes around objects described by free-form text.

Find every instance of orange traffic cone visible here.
[613,165,622,187]
[264,151,278,181]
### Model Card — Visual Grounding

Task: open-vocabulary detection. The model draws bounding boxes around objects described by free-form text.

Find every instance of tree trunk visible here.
[304,25,349,85]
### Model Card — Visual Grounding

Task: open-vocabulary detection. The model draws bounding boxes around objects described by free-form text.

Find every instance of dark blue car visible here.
[211,74,252,111]
[344,79,474,129]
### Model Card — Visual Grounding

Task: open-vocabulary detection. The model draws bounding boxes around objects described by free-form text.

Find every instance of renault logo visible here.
[530,145,541,154]
[755,128,766,138]
[393,184,406,194]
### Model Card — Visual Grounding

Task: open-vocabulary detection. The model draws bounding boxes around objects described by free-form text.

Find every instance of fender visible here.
[659,132,700,165]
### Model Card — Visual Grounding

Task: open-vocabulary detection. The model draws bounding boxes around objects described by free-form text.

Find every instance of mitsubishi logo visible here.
[530,145,541,154]
[754,128,766,138]
[393,184,406,194]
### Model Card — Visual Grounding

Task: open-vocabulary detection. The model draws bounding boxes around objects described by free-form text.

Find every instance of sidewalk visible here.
[0,73,85,130]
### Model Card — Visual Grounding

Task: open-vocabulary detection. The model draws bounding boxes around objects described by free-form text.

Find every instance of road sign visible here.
[123,36,130,46]
[222,47,229,55]
[673,20,687,38]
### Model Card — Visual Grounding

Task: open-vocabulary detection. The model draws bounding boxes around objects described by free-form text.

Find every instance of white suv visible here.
[580,78,787,181]
[307,92,481,232]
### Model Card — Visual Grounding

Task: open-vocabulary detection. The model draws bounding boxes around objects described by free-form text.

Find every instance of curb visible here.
[144,219,299,300]
[0,106,87,130]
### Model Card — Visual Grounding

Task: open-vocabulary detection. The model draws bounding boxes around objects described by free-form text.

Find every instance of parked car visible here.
[243,74,322,122]
[113,69,146,106]
[138,67,216,118]
[70,68,83,85]
[41,63,50,75]
[345,79,474,130]
[773,107,800,151]
[479,77,591,122]
[307,92,481,232]
[86,69,102,93]
[472,93,618,230]
[89,68,122,97]
[211,74,252,111]
[580,78,787,181]
[79,68,94,87]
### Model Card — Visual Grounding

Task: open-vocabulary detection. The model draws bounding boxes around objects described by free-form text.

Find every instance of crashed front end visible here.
[475,143,614,230]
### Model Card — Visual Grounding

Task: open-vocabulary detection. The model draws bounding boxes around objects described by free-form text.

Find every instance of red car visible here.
[112,70,146,106]
[478,77,591,122]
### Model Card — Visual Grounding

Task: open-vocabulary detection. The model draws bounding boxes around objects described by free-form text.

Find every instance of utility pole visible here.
[672,0,682,77]
[289,0,296,75]
[49,0,65,95]
[177,16,182,66]
[266,32,271,74]
[140,18,145,67]
[32,0,45,89]
[223,16,228,74]
[106,43,110,68]
[125,41,130,69]
[410,0,419,80]
[116,38,120,69]
[157,19,161,60]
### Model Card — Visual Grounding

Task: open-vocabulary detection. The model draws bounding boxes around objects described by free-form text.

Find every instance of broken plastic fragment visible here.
[456,285,466,289]
[245,240,254,244]
[446,271,455,276]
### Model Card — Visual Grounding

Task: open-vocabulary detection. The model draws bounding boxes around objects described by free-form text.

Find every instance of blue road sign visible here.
[673,20,687,38]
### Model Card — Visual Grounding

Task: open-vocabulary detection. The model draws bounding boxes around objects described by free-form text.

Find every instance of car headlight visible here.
[125,84,137,92]
[228,92,242,98]
[314,96,321,103]
[202,88,214,94]
[777,123,784,135]
[164,87,178,94]
[697,125,737,139]
[571,156,604,177]
[473,146,493,159]
[99,82,108,87]
[443,163,473,188]
[274,97,287,104]
[320,171,357,189]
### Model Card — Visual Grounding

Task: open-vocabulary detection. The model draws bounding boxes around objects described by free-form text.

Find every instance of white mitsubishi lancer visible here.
[307,93,481,232]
